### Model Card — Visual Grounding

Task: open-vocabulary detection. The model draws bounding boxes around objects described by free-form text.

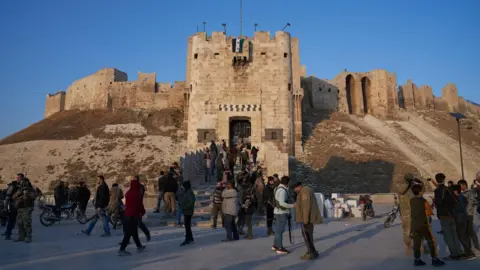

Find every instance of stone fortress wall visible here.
[44,68,186,118]
[43,30,480,181]
[182,30,306,176]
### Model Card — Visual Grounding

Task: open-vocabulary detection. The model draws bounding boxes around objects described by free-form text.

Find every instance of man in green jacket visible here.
[398,173,418,255]
[12,174,37,243]
[294,182,323,260]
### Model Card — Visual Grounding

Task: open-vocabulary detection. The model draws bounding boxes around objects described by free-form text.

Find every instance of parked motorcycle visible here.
[39,202,85,226]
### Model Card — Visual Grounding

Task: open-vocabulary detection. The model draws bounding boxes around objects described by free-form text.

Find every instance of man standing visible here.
[82,175,110,237]
[263,176,276,236]
[434,173,462,260]
[272,176,295,254]
[2,179,19,240]
[154,171,167,213]
[12,174,36,243]
[398,173,418,255]
[77,181,91,219]
[294,182,322,260]
[458,179,480,254]
[163,168,178,215]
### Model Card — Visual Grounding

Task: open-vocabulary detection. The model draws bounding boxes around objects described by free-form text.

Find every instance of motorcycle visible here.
[384,194,399,228]
[39,202,85,226]
[359,195,375,221]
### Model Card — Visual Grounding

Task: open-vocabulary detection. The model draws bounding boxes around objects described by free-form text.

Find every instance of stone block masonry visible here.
[42,30,480,184]
[44,68,186,118]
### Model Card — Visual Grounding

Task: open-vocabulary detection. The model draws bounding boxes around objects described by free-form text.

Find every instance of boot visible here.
[14,237,25,242]
[431,258,445,267]
[25,236,32,243]
[267,227,274,236]
[414,258,426,266]
[301,252,314,260]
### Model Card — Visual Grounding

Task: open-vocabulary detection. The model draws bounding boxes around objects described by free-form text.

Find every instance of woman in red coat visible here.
[118,175,146,256]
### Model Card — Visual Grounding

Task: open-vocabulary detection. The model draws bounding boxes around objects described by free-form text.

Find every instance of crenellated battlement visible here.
[44,68,186,118]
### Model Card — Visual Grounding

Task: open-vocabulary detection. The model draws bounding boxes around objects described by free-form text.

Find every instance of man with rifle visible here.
[272,175,296,255]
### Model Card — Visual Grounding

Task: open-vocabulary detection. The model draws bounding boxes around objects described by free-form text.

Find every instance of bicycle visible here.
[384,194,399,228]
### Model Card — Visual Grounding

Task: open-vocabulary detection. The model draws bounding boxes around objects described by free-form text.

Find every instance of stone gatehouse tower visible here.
[183,30,305,175]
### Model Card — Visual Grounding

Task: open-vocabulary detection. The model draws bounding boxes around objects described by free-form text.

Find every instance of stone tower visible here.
[183,30,305,175]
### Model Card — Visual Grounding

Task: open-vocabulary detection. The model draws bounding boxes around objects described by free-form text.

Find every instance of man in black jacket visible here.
[81,175,110,237]
[434,173,462,260]
[76,181,91,219]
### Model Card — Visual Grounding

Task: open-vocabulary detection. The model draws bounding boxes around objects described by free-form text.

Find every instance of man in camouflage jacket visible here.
[398,173,423,255]
[12,174,37,243]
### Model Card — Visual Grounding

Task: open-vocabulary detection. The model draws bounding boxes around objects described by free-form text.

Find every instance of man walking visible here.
[272,176,295,254]
[154,171,167,213]
[434,173,462,260]
[12,174,36,243]
[294,182,322,260]
[458,179,480,254]
[82,175,110,237]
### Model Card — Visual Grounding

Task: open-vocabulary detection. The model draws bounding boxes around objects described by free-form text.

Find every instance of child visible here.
[410,184,445,267]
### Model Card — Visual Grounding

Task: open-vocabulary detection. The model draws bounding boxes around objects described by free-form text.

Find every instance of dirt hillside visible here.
[296,109,480,195]
[1,107,479,195]
[0,108,186,192]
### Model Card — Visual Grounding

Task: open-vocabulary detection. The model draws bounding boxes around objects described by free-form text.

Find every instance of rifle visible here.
[287,213,294,245]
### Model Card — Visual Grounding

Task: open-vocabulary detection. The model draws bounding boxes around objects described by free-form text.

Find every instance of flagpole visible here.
[240,0,242,37]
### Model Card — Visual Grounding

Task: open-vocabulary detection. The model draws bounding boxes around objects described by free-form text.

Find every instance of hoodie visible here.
[124,180,145,217]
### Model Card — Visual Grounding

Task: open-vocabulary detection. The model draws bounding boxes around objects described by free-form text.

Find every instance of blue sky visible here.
[0,0,479,139]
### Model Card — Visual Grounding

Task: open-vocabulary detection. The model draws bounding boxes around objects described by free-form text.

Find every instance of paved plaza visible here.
[0,205,479,270]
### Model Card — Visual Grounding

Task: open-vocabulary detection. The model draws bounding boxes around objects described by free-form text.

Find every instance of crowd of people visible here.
[1,139,479,264]
[398,172,480,266]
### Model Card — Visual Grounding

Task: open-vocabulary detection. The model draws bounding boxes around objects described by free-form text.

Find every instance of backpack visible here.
[274,186,289,210]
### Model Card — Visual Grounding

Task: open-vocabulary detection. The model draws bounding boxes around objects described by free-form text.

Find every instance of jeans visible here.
[120,216,142,250]
[155,192,164,212]
[4,210,17,236]
[274,213,290,248]
[177,204,183,225]
[86,209,110,234]
[138,218,150,238]
[301,223,317,254]
[224,214,239,240]
[266,204,274,228]
[439,217,461,257]
[184,214,193,242]
[205,167,212,182]
[467,215,480,250]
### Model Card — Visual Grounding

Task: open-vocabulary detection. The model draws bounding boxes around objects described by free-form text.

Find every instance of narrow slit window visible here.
[194,53,198,59]
[261,52,266,55]
[284,53,288,58]
[214,53,220,56]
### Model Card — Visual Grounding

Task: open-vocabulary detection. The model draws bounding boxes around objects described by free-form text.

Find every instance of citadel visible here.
[44,30,480,180]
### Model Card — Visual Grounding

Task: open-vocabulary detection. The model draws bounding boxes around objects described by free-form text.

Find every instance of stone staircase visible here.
[143,160,269,228]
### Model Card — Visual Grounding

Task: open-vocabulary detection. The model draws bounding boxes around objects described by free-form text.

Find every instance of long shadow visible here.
[288,222,378,252]
[295,156,395,194]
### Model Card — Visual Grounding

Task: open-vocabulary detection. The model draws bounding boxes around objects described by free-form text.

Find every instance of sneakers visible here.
[24,237,32,243]
[137,245,146,253]
[276,247,290,255]
[431,258,445,267]
[81,230,90,236]
[180,240,194,247]
[301,252,319,260]
[271,245,279,251]
[100,232,111,237]
[146,233,151,242]
[459,253,476,260]
[414,258,426,266]
[244,235,253,240]
[118,250,132,256]
[267,228,274,236]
